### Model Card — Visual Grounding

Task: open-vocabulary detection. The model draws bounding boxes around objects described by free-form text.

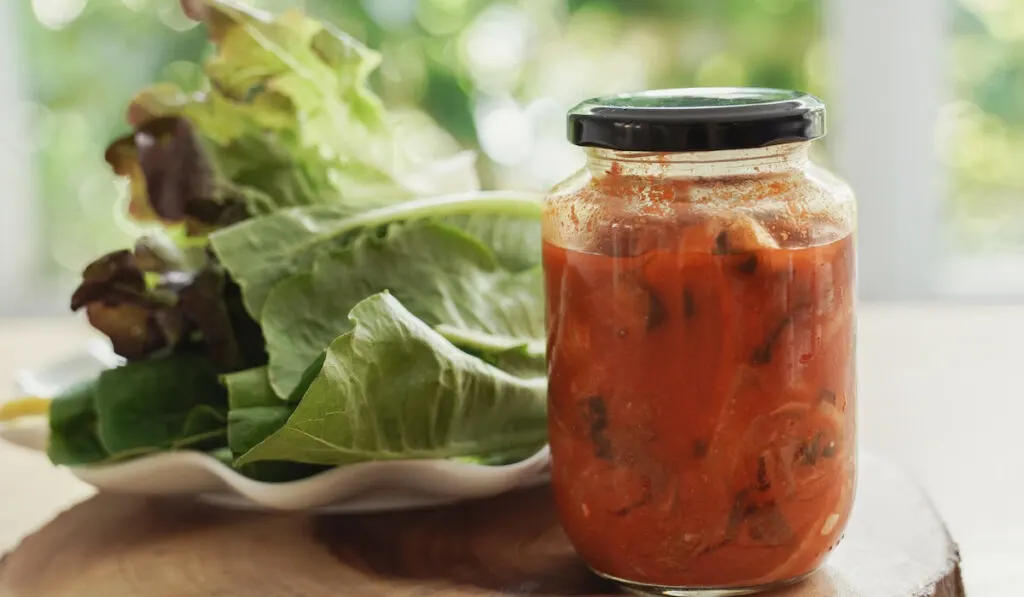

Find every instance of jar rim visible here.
[567,87,825,153]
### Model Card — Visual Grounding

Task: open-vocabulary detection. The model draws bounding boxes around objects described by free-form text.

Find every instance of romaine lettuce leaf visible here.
[236,293,547,467]
[260,220,544,397]
[441,213,544,272]
[209,191,542,319]
[222,354,323,455]
[222,366,283,458]
[220,365,329,481]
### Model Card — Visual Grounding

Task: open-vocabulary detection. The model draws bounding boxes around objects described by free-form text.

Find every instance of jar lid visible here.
[567,87,825,152]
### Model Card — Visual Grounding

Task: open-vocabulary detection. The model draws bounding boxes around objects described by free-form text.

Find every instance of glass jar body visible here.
[542,143,857,594]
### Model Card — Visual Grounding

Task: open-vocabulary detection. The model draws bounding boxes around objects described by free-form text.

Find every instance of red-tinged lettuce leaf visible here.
[71,234,264,371]
[71,249,184,360]
[105,117,250,234]
[70,249,151,310]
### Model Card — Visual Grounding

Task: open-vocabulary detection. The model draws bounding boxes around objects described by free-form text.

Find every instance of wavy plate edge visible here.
[1,345,551,513]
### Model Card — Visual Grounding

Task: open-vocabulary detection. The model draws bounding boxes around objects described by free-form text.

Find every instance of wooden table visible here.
[1,306,1019,595]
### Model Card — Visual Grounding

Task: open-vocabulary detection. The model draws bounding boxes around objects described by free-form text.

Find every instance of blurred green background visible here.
[16,0,1022,280]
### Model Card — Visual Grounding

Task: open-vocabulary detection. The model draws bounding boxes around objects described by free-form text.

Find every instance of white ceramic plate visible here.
[0,344,551,513]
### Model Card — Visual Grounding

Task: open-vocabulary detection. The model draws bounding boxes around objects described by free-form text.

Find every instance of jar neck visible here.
[584,142,810,179]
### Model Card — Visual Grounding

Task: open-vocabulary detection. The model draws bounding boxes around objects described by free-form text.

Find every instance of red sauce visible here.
[543,220,856,588]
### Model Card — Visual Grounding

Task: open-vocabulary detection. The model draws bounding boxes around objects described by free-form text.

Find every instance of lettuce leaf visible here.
[69,234,263,370]
[442,212,544,272]
[105,117,250,234]
[260,220,544,397]
[209,191,542,319]
[220,365,329,481]
[47,353,228,466]
[236,293,547,467]
[223,366,283,458]
[113,0,477,229]
[70,248,184,360]
[47,381,108,466]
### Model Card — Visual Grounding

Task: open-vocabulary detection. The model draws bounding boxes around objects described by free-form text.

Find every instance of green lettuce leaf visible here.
[209,191,542,319]
[47,353,228,467]
[222,356,323,452]
[260,220,544,397]
[442,213,543,272]
[235,293,547,467]
[222,366,284,458]
[221,365,329,481]
[47,381,108,466]
[93,354,227,456]
[453,342,547,380]
[116,0,477,226]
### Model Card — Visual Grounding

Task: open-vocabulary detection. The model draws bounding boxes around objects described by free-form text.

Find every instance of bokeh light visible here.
[950,0,1024,252]
[475,97,533,166]
[462,6,535,94]
[158,2,198,31]
[31,0,88,30]
[121,0,149,12]
[417,0,472,36]
[15,0,1024,281]
[364,0,416,30]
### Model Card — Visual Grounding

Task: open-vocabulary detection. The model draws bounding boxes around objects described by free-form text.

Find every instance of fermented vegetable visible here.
[543,88,857,591]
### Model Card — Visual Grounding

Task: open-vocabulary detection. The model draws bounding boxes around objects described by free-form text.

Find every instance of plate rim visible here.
[3,347,551,513]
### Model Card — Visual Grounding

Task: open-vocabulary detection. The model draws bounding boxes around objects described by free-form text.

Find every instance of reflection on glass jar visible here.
[543,88,857,595]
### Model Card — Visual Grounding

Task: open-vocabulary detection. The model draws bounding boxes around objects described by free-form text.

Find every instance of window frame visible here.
[827,0,952,301]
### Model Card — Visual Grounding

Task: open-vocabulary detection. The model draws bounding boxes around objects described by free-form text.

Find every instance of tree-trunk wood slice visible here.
[0,453,963,597]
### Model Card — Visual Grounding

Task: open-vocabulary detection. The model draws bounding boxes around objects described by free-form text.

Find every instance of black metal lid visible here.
[567,87,825,152]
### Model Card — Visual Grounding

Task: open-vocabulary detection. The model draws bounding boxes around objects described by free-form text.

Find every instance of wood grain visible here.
[0,454,962,597]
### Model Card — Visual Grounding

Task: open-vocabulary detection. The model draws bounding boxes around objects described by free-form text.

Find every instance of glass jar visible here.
[543,88,856,595]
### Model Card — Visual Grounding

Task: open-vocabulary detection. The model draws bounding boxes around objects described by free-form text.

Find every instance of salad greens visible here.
[236,293,547,467]
[39,0,548,481]
[48,353,227,466]
[112,0,477,230]
[209,191,542,318]
[234,205,545,397]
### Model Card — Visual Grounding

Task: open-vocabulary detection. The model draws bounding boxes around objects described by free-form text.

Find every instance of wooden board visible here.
[0,454,963,597]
